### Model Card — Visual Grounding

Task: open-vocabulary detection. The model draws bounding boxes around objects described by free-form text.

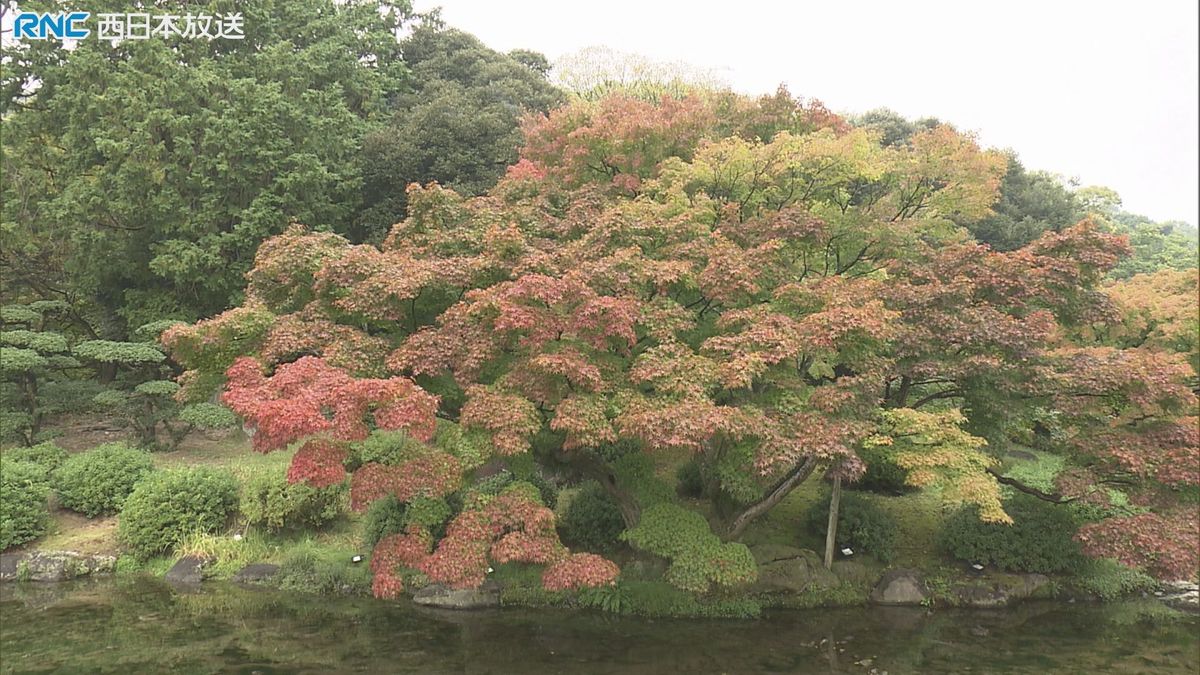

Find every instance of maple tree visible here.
[167,90,1199,587]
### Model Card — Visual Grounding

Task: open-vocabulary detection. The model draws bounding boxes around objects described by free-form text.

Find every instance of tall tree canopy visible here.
[1,0,410,334]
[355,26,563,241]
[165,91,1199,591]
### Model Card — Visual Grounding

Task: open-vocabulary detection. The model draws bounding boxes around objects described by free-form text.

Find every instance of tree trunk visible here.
[725,457,818,540]
[823,476,842,569]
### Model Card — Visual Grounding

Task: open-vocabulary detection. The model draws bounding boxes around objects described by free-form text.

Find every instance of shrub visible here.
[2,442,68,473]
[362,495,407,550]
[1071,558,1157,601]
[239,465,344,531]
[938,493,1085,574]
[52,443,154,517]
[805,490,898,563]
[1,460,51,550]
[675,460,704,498]
[558,481,625,553]
[622,503,756,593]
[853,445,913,495]
[118,468,239,558]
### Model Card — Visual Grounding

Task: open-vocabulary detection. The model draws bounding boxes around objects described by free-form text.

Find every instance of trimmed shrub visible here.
[362,495,407,550]
[805,490,898,563]
[52,443,154,517]
[239,465,344,531]
[118,468,239,558]
[2,442,68,473]
[558,481,625,553]
[937,493,1085,574]
[1,460,51,550]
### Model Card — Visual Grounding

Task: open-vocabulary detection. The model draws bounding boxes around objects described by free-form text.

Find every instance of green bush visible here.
[1,460,51,550]
[2,442,68,473]
[805,490,898,563]
[558,481,625,553]
[937,493,1085,574]
[622,503,756,593]
[675,460,704,498]
[1071,558,1157,601]
[362,495,407,550]
[239,465,344,531]
[118,468,239,558]
[470,469,558,509]
[854,445,913,495]
[52,443,154,517]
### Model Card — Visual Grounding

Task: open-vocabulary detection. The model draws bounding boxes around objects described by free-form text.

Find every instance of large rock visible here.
[950,573,1050,608]
[412,581,501,609]
[870,568,928,605]
[1160,580,1199,613]
[831,560,880,586]
[164,555,210,585]
[0,551,116,582]
[750,545,838,594]
[232,563,280,585]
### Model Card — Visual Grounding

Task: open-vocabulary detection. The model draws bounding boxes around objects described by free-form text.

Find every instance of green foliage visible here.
[805,490,899,563]
[466,469,558,510]
[1109,219,1199,279]
[403,496,451,529]
[938,493,1085,574]
[854,445,914,495]
[362,495,407,550]
[72,341,165,365]
[2,442,68,473]
[349,430,428,467]
[622,503,756,593]
[273,540,372,596]
[964,155,1081,251]
[433,422,493,472]
[239,465,344,531]
[356,26,561,239]
[1,330,68,353]
[2,0,410,327]
[1071,558,1158,601]
[558,481,625,552]
[675,460,705,498]
[177,403,239,430]
[118,468,239,559]
[52,443,154,517]
[0,460,51,550]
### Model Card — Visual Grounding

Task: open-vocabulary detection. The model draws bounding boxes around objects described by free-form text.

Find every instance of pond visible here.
[1,578,1196,674]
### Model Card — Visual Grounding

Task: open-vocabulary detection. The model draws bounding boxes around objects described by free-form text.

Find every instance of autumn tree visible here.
[170,91,1198,586]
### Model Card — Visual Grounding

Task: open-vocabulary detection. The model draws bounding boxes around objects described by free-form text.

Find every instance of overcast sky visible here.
[417,0,1199,227]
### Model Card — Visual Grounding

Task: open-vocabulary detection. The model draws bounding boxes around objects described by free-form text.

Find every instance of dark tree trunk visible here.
[823,476,842,569]
[724,457,819,540]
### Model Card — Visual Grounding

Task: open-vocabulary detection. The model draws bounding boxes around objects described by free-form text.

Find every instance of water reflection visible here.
[1,579,1196,674]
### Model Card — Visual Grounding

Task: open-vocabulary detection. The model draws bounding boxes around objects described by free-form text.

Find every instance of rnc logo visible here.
[13,12,91,40]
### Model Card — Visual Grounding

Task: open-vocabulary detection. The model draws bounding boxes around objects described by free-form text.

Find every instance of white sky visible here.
[418,0,1199,227]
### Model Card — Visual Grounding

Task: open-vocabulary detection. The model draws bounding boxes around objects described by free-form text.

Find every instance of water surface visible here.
[1,579,1196,674]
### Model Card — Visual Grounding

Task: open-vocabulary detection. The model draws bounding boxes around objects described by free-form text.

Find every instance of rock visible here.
[164,556,210,585]
[0,551,116,582]
[950,573,1050,609]
[831,560,880,586]
[412,582,501,609]
[869,569,928,606]
[232,563,280,584]
[1160,580,1199,612]
[749,545,838,594]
